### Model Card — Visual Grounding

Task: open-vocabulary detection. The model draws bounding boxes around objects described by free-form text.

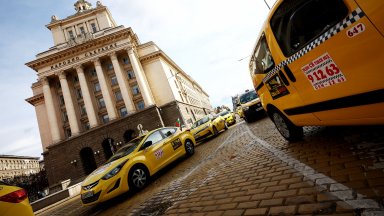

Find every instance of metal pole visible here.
[264,0,271,9]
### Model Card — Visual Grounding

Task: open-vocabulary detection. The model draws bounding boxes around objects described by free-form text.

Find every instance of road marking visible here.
[244,124,384,215]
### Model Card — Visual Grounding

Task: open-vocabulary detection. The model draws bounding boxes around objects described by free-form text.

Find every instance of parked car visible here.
[219,110,236,126]
[80,127,195,205]
[190,114,227,141]
[238,90,264,123]
[249,0,384,141]
[0,181,34,216]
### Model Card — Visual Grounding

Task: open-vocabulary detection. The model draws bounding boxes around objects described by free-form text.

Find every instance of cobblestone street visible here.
[37,117,384,216]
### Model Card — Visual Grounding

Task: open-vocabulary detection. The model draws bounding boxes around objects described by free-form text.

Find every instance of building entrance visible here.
[79,147,97,175]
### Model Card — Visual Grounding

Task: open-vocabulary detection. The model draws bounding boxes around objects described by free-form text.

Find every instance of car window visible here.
[270,0,348,56]
[144,131,163,146]
[219,111,229,116]
[192,116,210,128]
[240,91,258,104]
[253,35,275,74]
[161,128,177,137]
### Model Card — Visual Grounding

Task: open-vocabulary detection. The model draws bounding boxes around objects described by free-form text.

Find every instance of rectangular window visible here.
[253,35,275,74]
[115,91,123,101]
[79,26,85,34]
[107,63,113,70]
[101,114,109,123]
[68,30,74,39]
[94,82,101,92]
[65,128,72,138]
[111,76,118,86]
[127,71,135,79]
[62,111,68,122]
[59,95,65,106]
[98,98,105,108]
[136,101,145,110]
[73,75,79,83]
[83,122,90,131]
[76,88,83,99]
[89,68,97,77]
[132,85,140,95]
[91,23,97,33]
[123,57,130,64]
[80,104,87,116]
[119,107,128,117]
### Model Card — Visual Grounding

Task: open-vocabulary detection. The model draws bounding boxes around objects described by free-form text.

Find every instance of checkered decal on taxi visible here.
[263,8,365,83]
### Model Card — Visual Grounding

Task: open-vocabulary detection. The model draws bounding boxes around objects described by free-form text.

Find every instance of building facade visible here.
[0,155,40,180]
[25,0,212,185]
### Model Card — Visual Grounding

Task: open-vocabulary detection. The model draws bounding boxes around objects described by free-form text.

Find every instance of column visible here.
[75,65,98,128]
[126,45,155,106]
[57,71,80,135]
[41,77,62,142]
[92,58,117,120]
[109,52,136,113]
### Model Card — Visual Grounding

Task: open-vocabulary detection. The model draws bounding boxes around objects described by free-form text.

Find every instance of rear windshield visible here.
[219,111,230,116]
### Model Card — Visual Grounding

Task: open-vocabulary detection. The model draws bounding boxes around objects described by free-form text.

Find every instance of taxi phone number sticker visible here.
[301,53,346,90]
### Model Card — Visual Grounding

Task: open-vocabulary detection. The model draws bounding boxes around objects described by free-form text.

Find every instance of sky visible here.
[0,0,273,159]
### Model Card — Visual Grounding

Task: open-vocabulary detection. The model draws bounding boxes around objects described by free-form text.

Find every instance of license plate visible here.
[256,107,263,111]
[82,191,93,199]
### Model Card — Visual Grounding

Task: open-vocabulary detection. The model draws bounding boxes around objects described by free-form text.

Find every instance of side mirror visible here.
[142,141,152,149]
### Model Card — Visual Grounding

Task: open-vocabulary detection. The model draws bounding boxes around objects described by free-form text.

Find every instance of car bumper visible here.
[81,177,126,205]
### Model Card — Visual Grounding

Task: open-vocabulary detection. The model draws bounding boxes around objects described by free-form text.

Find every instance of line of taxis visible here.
[80,112,236,205]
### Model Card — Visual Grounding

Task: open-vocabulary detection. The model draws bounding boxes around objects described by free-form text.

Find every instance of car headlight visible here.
[101,160,128,180]
[243,107,249,111]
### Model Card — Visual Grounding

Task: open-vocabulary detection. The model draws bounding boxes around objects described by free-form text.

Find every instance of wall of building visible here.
[0,157,40,180]
[43,105,164,185]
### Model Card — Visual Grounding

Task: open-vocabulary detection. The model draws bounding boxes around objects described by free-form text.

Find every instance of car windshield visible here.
[240,91,258,104]
[192,116,210,128]
[107,136,145,163]
[219,111,229,116]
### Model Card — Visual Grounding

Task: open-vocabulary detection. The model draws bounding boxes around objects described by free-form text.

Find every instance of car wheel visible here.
[128,166,149,191]
[185,140,195,156]
[271,109,303,142]
[224,122,228,130]
[213,126,219,136]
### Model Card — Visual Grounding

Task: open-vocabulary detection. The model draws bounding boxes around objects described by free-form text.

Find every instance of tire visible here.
[212,126,219,136]
[224,122,228,130]
[128,165,149,191]
[271,109,303,142]
[184,139,195,157]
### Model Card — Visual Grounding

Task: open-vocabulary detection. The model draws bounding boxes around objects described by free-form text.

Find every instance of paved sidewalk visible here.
[131,121,384,216]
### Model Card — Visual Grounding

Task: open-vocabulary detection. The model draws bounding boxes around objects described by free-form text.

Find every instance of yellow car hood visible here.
[82,157,127,185]
[241,98,261,108]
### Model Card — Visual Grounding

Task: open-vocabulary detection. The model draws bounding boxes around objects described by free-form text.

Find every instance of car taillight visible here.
[0,189,28,203]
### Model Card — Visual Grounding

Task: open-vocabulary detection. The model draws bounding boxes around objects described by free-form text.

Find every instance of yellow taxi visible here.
[236,106,244,118]
[80,127,195,205]
[0,181,34,216]
[219,110,236,126]
[238,90,264,123]
[249,0,384,141]
[190,114,227,141]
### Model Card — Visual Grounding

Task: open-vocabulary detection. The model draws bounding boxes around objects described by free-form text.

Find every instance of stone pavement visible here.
[132,119,384,216]
[37,117,384,216]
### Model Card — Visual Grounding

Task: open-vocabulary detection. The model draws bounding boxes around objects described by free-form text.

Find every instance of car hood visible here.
[241,98,261,108]
[81,157,128,186]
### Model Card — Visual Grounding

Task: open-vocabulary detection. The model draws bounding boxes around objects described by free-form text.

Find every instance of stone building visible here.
[25,0,212,185]
[0,155,40,180]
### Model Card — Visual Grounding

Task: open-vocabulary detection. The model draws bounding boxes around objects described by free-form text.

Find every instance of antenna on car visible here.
[263,0,271,9]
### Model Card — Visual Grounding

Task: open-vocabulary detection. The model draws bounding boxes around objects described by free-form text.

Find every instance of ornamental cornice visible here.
[25,27,138,71]
[25,93,44,106]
